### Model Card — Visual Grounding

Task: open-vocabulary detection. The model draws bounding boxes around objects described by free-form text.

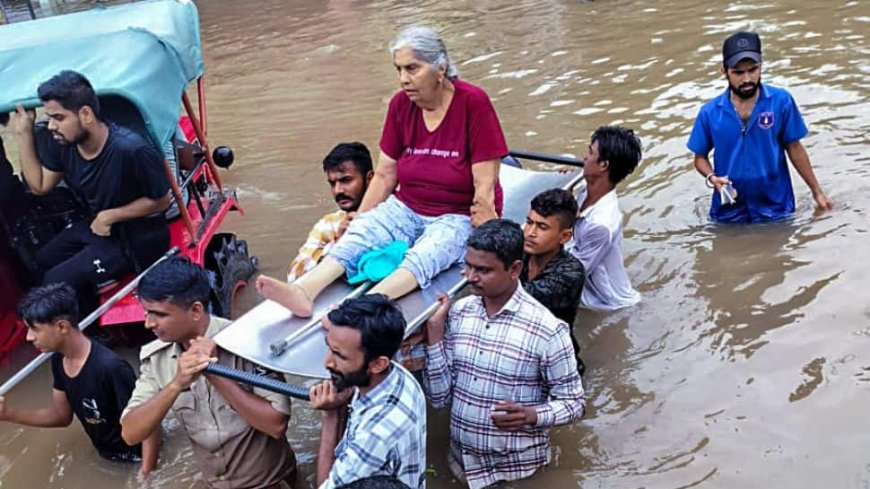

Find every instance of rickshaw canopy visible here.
[0,0,204,148]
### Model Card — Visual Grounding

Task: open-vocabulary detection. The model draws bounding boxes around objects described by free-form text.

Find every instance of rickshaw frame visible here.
[0,0,256,363]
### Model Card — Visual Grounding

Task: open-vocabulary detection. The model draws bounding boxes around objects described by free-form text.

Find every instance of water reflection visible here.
[692,223,840,359]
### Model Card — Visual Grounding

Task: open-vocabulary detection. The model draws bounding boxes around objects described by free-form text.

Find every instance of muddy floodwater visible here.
[1,0,869,487]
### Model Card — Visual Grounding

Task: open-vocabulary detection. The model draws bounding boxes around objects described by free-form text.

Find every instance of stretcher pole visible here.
[0,247,181,397]
[204,363,311,401]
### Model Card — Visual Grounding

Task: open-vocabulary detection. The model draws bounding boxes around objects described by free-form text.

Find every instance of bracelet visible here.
[704,173,716,188]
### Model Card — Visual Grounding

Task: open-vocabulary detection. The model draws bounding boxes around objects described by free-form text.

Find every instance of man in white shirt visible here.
[568,126,642,311]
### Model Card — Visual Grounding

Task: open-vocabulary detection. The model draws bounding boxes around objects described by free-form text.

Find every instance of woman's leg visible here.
[367,267,418,299]
[256,256,345,317]
[368,212,472,298]
[258,196,419,317]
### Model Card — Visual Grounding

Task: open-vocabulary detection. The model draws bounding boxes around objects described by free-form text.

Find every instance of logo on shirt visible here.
[404,147,460,158]
[758,112,774,129]
[82,398,107,425]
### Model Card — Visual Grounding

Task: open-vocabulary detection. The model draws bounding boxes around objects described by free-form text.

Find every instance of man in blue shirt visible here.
[687,31,833,223]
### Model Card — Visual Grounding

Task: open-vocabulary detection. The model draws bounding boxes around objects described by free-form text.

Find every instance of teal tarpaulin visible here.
[0,0,204,148]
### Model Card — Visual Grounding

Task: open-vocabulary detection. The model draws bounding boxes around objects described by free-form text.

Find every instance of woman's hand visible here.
[337,212,356,239]
[470,201,498,227]
[471,159,499,226]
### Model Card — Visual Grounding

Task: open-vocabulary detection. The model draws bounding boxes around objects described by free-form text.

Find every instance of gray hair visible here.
[389,25,459,80]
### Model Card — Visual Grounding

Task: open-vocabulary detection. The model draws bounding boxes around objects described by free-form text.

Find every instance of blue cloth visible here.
[347,240,409,284]
[0,0,203,150]
[687,84,808,223]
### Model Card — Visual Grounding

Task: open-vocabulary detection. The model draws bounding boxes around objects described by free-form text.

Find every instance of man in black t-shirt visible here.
[521,189,587,376]
[8,70,170,310]
[0,283,159,478]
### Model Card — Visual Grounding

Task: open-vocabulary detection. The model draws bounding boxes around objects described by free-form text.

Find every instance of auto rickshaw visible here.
[0,0,256,370]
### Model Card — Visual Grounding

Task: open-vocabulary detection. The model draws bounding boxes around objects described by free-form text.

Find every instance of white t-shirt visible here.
[567,188,640,310]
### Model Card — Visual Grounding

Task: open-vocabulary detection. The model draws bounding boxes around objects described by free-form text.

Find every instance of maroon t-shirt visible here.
[379,79,508,217]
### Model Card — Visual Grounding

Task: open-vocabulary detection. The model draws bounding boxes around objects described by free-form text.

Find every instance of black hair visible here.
[337,476,412,489]
[530,188,578,229]
[327,294,405,364]
[0,112,9,126]
[37,70,101,118]
[322,142,373,175]
[137,257,212,309]
[591,125,642,186]
[17,283,79,327]
[466,219,524,270]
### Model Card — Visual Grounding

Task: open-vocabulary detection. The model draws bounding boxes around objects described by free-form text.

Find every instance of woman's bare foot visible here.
[255,275,314,318]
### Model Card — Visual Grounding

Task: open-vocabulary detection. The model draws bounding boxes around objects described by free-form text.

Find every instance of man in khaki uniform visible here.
[120,257,296,489]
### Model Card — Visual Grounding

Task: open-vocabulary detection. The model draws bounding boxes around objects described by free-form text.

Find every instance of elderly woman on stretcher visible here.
[257,25,507,316]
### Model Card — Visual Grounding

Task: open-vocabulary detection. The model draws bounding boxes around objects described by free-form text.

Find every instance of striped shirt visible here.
[320,362,427,489]
[424,285,585,489]
[287,209,345,282]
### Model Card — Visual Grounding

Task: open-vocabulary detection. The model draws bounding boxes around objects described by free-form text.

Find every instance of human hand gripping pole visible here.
[0,246,181,397]
[203,275,374,402]
[202,363,311,401]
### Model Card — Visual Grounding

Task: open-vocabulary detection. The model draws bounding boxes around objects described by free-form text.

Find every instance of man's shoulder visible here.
[208,315,233,335]
[392,363,425,402]
[516,287,569,333]
[139,337,174,361]
[698,89,729,116]
[552,250,584,273]
[89,340,132,368]
[107,123,156,153]
[451,295,482,315]
[312,209,345,231]
[582,195,623,233]
[355,366,424,438]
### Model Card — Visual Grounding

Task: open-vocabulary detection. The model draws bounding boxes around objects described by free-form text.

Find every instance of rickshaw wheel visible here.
[205,233,258,319]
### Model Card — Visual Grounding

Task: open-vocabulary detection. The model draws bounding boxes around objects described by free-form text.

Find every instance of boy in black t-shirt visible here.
[521,189,587,376]
[7,70,170,312]
[0,283,160,478]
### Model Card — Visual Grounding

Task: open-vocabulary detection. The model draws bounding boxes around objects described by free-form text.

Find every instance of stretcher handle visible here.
[204,363,310,401]
[268,281,372,356]
[509,150,584,167]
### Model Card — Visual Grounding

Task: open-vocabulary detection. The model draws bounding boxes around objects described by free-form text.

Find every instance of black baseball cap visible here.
[722,31,762,68]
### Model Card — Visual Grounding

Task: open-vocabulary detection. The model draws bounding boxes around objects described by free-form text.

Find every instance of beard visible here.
[729,76,761,100]
[334,193,360,211]
[328,365,371,391]
[53,127,90,146]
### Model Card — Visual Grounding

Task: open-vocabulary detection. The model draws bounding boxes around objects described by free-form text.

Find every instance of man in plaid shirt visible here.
[424,219,585,489]
[309,294,426,489]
